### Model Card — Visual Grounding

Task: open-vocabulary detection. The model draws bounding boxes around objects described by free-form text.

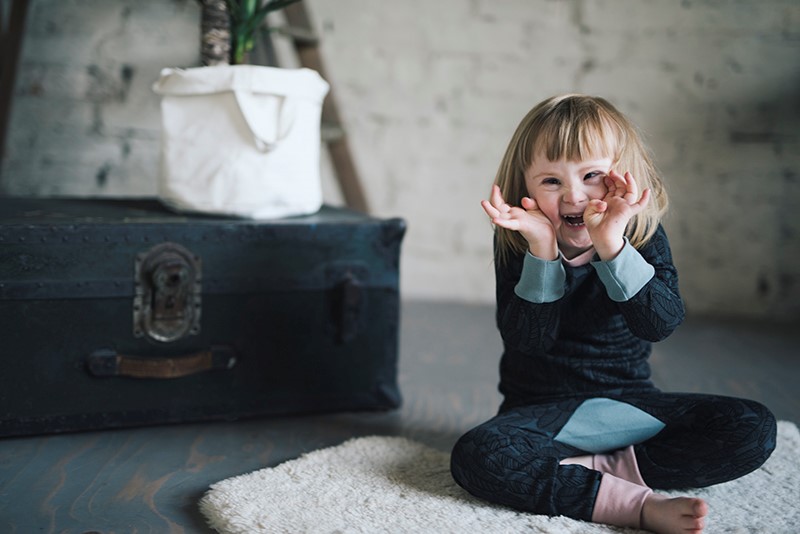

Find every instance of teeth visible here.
[562,214,584,227]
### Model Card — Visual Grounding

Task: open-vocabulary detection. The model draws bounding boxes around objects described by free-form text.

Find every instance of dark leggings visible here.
[450,392,777,521]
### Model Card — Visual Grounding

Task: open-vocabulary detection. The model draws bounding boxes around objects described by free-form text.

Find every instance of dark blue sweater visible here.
[495,225,685,410]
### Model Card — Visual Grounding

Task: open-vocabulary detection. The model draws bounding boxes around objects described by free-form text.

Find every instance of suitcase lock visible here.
[134,242,202,342]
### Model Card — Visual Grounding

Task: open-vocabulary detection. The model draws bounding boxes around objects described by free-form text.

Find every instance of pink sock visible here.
[592,445,647,486]
[591,473,652,528]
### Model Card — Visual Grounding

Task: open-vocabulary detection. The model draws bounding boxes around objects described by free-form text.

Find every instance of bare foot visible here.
[641,493,708,534]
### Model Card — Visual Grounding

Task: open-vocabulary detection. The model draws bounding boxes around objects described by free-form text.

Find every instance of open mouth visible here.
[562,214,585,227]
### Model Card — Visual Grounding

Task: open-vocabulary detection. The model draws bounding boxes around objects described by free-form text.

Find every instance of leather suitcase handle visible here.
[87,346,236,379]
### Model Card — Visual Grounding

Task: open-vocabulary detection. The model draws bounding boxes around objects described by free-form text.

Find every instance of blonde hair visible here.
[494,94,668,264]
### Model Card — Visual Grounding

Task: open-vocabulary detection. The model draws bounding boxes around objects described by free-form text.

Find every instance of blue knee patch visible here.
[554,398,665,453]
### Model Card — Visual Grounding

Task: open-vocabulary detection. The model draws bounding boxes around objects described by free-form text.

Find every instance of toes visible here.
[693,499,709,518]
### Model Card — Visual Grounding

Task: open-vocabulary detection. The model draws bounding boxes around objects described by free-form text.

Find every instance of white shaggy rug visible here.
[200,421,800,534]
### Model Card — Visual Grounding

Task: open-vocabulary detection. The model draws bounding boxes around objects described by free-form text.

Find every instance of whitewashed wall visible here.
[3,0,799,321]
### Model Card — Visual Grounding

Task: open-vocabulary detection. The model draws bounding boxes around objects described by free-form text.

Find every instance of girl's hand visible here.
[481,185,558,260]
[584,170,651,260]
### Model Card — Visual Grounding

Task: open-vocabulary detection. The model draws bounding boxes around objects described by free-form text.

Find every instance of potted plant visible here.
[152,0,330,219]
[200,0,301,66]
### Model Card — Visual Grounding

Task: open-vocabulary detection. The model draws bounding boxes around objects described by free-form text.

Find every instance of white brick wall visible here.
[2,0,200,195]
[3,0,799,320]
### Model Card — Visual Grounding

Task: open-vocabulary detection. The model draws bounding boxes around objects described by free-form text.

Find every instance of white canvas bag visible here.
[153,65,329,218]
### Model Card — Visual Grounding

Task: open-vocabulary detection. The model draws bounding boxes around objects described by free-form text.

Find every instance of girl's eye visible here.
[584,171,603,181]
[542,177,560,185]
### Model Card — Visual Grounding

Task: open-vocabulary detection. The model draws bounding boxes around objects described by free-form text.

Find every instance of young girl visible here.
[450,94,776,534]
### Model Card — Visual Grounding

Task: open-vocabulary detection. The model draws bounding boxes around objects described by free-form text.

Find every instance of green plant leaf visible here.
[225,0,302,64]
[251,0,300,28]
[262,0,302,12]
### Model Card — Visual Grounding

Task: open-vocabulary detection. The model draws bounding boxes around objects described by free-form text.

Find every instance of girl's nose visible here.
[562,186,588,205]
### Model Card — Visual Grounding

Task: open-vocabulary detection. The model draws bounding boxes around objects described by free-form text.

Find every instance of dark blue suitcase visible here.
[0,198,405,437]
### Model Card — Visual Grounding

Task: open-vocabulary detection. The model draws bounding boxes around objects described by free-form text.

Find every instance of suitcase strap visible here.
[87,347,236,379]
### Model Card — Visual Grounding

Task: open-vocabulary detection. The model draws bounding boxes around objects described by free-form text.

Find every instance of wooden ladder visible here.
[0,0,30,177]
[260,1,370,214]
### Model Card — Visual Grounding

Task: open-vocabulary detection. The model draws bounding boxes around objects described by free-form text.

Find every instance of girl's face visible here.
[525,154,612,259]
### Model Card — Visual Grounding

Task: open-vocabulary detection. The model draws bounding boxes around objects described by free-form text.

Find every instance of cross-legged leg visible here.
[627,393,777,489]
[450,398,602,520]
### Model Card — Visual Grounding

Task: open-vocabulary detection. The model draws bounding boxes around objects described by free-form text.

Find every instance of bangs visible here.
[530,97,624,163]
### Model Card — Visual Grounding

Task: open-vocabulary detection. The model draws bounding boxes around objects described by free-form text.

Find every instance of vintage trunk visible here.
[0,198,405,437]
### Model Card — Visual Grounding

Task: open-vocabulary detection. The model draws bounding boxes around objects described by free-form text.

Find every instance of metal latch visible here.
[327,266,368,344]
[338,273,363,343]
[134,242,201,342]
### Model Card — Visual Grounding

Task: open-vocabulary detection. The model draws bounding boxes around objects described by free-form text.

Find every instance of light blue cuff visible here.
[514,252,565,303]
[591,239,655,302]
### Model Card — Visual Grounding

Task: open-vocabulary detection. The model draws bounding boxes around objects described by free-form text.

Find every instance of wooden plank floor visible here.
[1,300,798,532]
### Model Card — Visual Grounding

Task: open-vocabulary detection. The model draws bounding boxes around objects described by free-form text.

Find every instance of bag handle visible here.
[87,346,236,379]
[233,90,296,152]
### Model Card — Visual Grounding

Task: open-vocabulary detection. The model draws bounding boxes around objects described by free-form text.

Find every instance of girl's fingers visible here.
[481,199,500,219]
[623,172,639,204]
[492,217,520,231]
[482,188,548,238]
[609,170,643,205]
[490,184,510,213]
[483,185,511,222]
[520,196,537,211]
[482,196,523,224]
[623,188,651,218]
[606,170,625,196]
[492,206,530,231]
[588,198,607,212]
[607,169,623,183]
[584,199,606,221]
[634,188,651,210]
